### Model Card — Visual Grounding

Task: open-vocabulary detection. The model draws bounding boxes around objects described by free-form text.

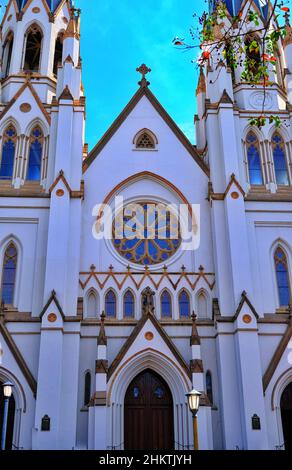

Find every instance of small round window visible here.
[113,202,181,266]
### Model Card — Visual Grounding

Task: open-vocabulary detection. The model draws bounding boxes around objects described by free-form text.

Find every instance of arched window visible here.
[124,290,134,318]
[274,247,291,307]
[244,35,261,79]
[27,126,43,181]
[86,292,97,318]
[246,131,263,185]
[84,372,91,406]
[161,290,172,318]
[23,24,43,72]
[1,243,17,306]
[179,290,190,318]
[135,130,156,149]
[105,290,116,317]
[272,133,289,186]
[53,33,64,76]
[206,371,213,406]
[0,126,17,180]
[2,32,14,78]
[197,292,208,318]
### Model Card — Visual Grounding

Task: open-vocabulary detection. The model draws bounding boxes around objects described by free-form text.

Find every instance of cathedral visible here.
[0,0,292,451]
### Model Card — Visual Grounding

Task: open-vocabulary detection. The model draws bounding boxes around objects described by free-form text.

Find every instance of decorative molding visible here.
[49,170,84,199]
[95,360,108,375]
[79,268,215,292]
[190,359,204,373]
[0,317,37,396]
[263,308,292,393]
[83,83,209,176]
[39,290,65,321]
[107,312,191,380]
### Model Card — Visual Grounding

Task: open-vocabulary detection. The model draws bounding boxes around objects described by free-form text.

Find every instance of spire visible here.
[190,312,201,346]
[136,64,151,88]
[98,312,107,346]
[196,66,206,96]
[64,7,81,40]
[283,12,292,48]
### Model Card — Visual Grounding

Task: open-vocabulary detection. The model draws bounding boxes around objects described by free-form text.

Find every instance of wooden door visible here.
[124,369,174,450]
[281,382,292,450]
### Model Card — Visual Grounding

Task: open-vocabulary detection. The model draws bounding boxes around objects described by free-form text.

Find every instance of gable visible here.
[83,85,209,176]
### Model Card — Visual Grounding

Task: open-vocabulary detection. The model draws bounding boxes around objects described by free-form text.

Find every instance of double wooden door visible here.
[124,369,174,450]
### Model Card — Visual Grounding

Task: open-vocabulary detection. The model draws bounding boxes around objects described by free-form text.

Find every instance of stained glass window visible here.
[246,131,263,185]
[272,133,289,186]
[84,372,91,406]
[2,32,14,78]
[105,290,116,317]
[27,126,43,181]
[0,126,16,180]
[206,371,213,405]
[179,290,190,318]
[274,247,291,307]
[113,202,181,265]
[124,290,134,318]
[23,24,43,72]
[1,243,17,305]
[161,290,172,318]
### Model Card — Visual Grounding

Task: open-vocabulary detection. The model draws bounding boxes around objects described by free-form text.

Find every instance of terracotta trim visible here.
[0,80,51,124]
[0,0,17,29]
[49,171,84,199]
[22,0,50,14]
[100,171,194,218]
[234,291,259,321]
[0,321,37,396]
[39,290,65,321]
[209,173,246,202]
[263,317,292,393]
[107,312,191,380]
[83,86,209,176]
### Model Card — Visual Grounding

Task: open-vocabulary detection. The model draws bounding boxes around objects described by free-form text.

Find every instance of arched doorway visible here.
[281,382,292,450]
[124,369,174,450]
[0,380,16,450]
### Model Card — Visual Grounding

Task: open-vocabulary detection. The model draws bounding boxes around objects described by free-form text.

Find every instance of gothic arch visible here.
[133,128,158,149]
[0,117,20,136]
[196,288,210,319]
[24,118,49,138]
[0,235,23,308]
[160,288,173,319]
[84,288,99,318]
[22,22,44,72]
[271,368,292,449]
[270,240,292,308]
[177,288,192,318]
[107,348,192,450]
[123,288,136,319]
[2,30,14,78]
[104,288,117,318]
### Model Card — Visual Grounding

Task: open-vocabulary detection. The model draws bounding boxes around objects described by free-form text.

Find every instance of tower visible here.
[195,0,292,449]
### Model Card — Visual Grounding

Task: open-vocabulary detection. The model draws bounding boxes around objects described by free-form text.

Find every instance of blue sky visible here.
[75,0,206,148]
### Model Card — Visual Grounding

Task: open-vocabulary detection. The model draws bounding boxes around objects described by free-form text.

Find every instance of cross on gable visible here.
[136,64,151,87]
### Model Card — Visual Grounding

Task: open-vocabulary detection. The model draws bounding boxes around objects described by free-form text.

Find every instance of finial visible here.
[181,265,186,272]
[136,64,151,87]
[98,311,107,346]
[190,311,200,346]
[285,11,291,27]
[199,265,204,272]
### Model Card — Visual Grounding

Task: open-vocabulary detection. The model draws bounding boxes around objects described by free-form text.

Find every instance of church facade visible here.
[0,0,292,451]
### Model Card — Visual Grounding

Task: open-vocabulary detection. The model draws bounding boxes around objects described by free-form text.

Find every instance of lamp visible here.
[1,381,14,450]
[186,389,201,450]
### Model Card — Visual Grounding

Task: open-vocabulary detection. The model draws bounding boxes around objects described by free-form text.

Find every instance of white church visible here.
[0,0,292,451]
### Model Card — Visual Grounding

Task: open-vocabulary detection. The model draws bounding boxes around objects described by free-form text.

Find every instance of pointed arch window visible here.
[1,243,17,306]
[23,24,43,72]
[135,130,157,149]
[86,291,97,318]
[161,290,172,318]
[27,126,43,181]
[272,133,289,186]
[124,290,135,318]
[0,125,17,180]
[105,290,116,317]
[84,371,91,406]
[206,371,213,406]
[179,290,190,318]
[274,247,291,307]
[246,131,263,185]
[2,31,14,78]
[198,292,208,318]
[53,33,64,76]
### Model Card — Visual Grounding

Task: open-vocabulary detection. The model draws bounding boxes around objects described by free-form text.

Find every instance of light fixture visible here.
[3,381,13,399]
